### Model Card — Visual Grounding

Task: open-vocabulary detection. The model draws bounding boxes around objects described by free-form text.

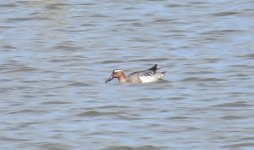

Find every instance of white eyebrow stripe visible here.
[114,69,123,72]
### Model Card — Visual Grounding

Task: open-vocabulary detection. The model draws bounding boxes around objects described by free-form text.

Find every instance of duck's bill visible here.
[105,75,114,83]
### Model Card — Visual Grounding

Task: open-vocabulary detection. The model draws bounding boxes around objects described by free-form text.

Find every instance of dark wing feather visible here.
[127,64,161,77]
[128,70,155,77]
[148,64,158,71]
[141,70,155,76]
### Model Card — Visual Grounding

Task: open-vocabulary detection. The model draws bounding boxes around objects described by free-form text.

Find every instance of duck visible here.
[105,64,166,84]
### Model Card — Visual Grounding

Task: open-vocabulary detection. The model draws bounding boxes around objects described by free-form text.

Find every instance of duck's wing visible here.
[128,64,161,77]
[128,69,155,78]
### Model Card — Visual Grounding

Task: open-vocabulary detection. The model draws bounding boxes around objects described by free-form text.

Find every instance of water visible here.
[1,0,254,149]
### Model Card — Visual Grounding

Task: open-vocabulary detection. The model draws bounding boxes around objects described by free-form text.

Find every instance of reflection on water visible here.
[0,0,254,149]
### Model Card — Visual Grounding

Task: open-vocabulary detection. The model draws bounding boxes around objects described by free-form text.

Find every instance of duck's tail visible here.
[160,72,166,79]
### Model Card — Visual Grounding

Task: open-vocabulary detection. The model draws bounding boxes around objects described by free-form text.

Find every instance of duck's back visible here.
[127,70,165,83]
[126,64,165,83]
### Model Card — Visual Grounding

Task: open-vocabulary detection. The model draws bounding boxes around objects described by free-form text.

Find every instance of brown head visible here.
[105,69,127,83]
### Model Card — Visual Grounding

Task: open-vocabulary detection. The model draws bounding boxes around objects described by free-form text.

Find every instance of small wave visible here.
[212,101,251,108]
[212,11,240,16]
[103,145,166,150]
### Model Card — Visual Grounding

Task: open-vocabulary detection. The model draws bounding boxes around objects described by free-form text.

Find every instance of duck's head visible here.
[105,69,125,83]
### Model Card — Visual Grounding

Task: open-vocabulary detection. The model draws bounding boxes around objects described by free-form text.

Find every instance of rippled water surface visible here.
[1,0,254,149]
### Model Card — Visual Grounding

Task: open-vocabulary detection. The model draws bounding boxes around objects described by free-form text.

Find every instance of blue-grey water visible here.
[1,0,254,150]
